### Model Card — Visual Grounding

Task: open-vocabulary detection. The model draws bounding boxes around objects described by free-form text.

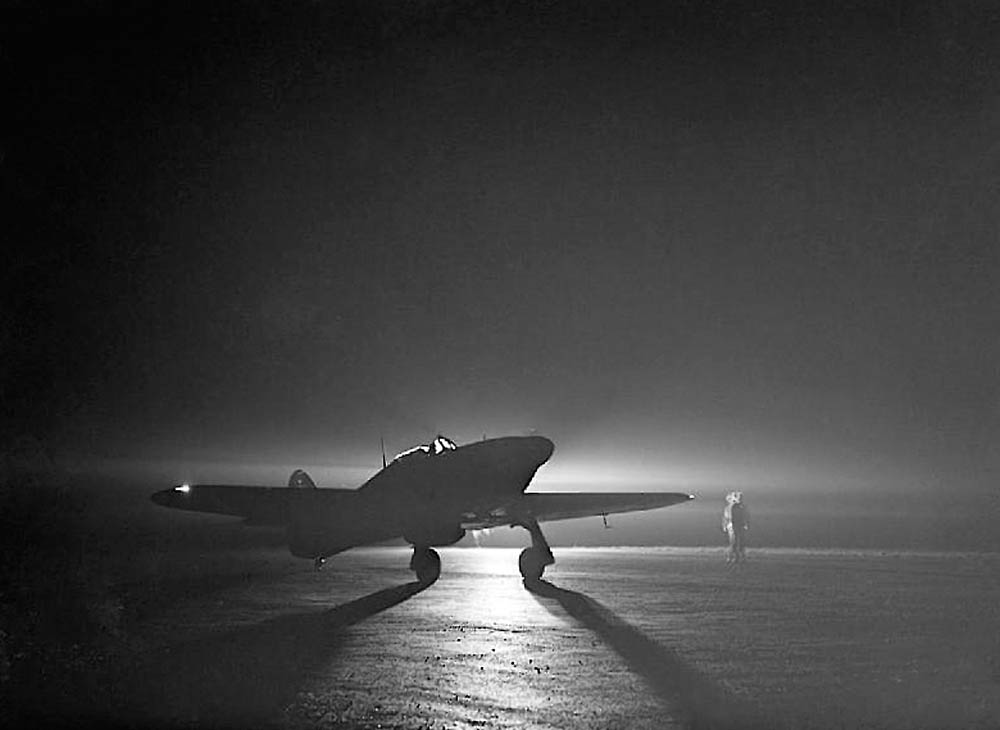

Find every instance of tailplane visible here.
[288,469,316,489]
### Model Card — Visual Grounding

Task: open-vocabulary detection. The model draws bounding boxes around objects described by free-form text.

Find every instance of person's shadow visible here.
[103,578,433,727]
[526,579,769,730]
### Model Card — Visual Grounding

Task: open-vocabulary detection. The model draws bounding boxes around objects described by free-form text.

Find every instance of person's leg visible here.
[734,529,746,562]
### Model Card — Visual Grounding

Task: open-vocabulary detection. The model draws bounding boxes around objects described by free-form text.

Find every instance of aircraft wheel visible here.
[519,547,546,583]
[412,547,441,584]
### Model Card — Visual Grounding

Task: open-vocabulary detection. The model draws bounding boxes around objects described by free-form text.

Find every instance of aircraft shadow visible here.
[104,578,432,728]
[526,579,768,730]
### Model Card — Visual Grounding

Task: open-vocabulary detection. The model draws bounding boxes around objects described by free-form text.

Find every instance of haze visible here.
[4,3,997,550]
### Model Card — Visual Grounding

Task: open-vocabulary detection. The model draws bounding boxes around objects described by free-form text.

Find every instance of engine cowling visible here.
[403,523,466,547]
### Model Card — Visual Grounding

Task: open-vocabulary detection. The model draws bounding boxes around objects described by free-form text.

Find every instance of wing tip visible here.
[151,485,189,508]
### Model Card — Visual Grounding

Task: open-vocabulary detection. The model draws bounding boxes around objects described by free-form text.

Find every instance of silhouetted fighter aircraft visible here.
[151,435,693,583]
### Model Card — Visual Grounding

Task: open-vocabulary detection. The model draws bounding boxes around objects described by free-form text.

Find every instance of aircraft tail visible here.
[288,469,316,489]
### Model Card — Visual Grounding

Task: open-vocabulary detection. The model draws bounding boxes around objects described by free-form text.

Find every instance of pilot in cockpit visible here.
[393,435,457,462]
[431,435,457,454]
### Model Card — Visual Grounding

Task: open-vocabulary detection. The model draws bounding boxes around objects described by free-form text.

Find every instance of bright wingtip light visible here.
[175,484,191,493]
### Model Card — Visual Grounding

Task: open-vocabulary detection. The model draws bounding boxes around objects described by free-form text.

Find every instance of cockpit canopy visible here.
[392,435,458,462]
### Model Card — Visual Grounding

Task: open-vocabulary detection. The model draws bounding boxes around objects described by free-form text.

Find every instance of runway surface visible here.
[71,546,1000,729]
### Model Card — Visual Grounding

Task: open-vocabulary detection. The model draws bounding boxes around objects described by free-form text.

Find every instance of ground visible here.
[7,544,997,729]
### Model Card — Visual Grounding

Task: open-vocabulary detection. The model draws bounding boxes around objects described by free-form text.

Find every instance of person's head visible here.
[726,491,743,505]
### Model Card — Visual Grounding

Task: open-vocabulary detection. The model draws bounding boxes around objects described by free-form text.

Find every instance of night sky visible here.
[4,2,998,548]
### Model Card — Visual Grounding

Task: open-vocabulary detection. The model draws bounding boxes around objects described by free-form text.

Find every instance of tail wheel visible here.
[411,547,441,584]
[518,547,546,583]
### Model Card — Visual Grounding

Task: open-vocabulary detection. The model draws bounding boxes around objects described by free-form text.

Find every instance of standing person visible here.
[722,491,749,563]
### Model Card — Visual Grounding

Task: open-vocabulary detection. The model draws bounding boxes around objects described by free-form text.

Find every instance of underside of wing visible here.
[460,491,694,530]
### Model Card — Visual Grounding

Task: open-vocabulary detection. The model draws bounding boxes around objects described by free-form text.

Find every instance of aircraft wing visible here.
[151,485,357,526]
[460,492,694,530]
[155,486,694,532]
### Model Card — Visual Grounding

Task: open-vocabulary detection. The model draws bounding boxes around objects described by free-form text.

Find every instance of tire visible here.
[413,548,441,584]
[518,547,546,583]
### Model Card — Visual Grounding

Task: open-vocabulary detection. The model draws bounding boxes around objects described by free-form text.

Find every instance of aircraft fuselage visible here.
[289,436,554,558]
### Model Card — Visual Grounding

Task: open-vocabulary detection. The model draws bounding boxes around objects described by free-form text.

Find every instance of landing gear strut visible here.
[515,516,554,583]
[410,546,441,584]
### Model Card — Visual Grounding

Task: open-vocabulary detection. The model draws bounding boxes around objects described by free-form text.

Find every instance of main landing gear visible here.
[515,517,554,584]
[410,546,442,584]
